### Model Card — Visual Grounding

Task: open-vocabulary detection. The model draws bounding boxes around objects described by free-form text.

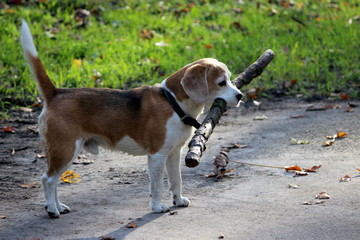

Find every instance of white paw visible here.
[151,202,170,213]
[57,203,70,214]
[45,205,60,218]
[173,196,190,207]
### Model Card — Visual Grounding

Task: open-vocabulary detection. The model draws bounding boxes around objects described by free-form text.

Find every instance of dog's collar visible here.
[162,88,201,129]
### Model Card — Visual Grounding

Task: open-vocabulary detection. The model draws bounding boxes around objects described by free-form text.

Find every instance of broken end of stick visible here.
[185,157,200,168]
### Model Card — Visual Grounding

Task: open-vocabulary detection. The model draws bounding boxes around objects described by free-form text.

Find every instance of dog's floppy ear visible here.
[180,64,209,103]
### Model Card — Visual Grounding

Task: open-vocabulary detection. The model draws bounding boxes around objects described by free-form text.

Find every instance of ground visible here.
[0,98,359,240]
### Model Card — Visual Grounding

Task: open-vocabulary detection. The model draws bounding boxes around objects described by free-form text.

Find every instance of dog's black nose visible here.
[236,93,243,102]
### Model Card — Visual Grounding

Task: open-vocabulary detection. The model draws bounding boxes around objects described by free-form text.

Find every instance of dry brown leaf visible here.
[325,104,342,109]
[337,131,348,138]
[339,175,351,182]
[20,182,38,189]
[290,114,305,119]
[304,165,322,172]
[139,29,154,39]
[61,171,80,183]
[126,221,137,228]
[218,168,234,176]
[315,192,330,199]
[339,93,350,100]
[2,126,16,133]
[357,168,360,172]
[0,215,6,219]
[285,166,302,172]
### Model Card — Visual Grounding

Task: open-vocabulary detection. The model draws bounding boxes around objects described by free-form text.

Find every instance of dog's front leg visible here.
[166,150,190,208]
[147,154,169,213]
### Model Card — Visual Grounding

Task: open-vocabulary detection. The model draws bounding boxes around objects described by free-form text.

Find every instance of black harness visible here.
[162,88,201,129]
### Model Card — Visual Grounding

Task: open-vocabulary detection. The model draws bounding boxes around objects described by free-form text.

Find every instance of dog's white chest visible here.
[115,136,147,156]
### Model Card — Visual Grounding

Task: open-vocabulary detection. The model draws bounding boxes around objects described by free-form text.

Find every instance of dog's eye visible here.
[218,80,226,87]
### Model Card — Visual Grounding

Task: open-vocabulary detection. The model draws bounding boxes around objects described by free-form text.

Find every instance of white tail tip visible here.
[21,19,38,57]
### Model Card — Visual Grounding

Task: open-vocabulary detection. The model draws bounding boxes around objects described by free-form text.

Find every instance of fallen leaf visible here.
[20,107,33,112]
[2,126,16,133]
[285,166,302,172]
[0,216,6,219]
[99,235,115,240]
[61,171,80,183]
[337,131,348,138]
[325,105,342,109]
[345,105,354,112]
[290,114,305,119]
[295,171,308,176]
[126,221,137,228]
[339,175,351,182]
[357,168,360,172]
[204,44,213,49]
[323,139,335,146]
[291,138,309,144]
[315,192,330,199]
[253,115,268,120]
[155,41,170,47]
[20,182,38,189]
[72,59,82,68]
[326,135,337,139]
[252,100,262,107]
[288,184,300,189]
[304,165,322,172]
[140,29,155,39]
[302,200,325,205]
[306,106,327,111]
[218,168,234,176]
[339,93,350,100]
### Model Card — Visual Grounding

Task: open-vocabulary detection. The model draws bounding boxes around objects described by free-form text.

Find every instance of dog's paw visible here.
[57,203,70,214]
[45,206,60,218]
[151,202,170,213]
[173,196,190,207]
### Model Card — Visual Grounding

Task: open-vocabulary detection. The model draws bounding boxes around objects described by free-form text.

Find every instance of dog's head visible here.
[166,58,243,108]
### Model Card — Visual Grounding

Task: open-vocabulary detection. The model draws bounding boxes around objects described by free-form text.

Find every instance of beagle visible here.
[20,20,243,218]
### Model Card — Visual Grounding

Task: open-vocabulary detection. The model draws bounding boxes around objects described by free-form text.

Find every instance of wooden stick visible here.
[185,49,275,168]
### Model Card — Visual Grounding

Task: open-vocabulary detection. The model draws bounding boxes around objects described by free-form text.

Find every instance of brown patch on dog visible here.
[42,86,173,176]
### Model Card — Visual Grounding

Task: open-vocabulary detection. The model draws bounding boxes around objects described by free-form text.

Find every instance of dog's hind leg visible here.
[148,153,169,213]
[166,150,190,208]
[41,138,84,218]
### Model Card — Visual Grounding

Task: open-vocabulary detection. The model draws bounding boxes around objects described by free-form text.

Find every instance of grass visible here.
[0,0,359,110]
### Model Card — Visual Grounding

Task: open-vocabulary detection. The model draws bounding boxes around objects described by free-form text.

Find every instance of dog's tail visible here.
[21,20,56,103]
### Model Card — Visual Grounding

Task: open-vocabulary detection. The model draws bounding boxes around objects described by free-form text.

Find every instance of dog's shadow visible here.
[72,208,181,240]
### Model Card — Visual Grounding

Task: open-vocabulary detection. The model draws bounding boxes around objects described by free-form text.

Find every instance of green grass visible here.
[0,0,359,108]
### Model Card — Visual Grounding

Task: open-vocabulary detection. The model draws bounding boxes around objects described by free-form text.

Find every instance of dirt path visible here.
[1,99,359,240]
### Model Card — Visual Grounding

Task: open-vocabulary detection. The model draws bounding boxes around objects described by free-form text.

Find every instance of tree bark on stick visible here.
[185,49,275,168]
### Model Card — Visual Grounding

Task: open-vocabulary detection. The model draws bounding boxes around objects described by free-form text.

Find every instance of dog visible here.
[20,20,243,218]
